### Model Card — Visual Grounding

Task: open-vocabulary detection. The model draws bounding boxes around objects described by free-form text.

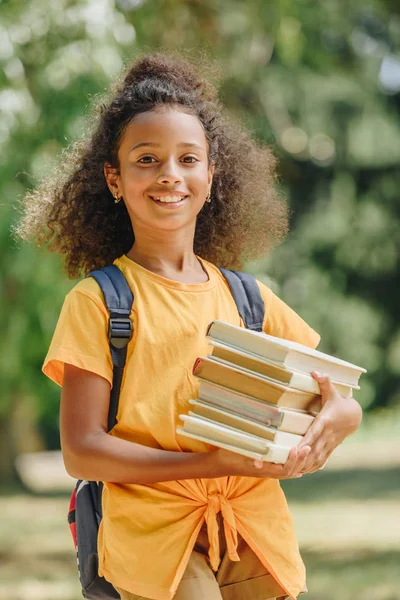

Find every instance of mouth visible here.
[149,194,189,208]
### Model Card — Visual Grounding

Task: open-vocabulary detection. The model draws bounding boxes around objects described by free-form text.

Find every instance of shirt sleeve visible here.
[257,280,320,350]
[42,279,113,387]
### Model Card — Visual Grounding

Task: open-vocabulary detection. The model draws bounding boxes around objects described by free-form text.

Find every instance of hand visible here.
[297,371,363,474]
[213,444,312,479]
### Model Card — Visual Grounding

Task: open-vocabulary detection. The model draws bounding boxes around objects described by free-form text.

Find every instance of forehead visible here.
[120,106,208,150]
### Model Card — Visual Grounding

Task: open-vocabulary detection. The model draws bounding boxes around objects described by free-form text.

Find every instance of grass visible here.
[300,549,400,600]
[1,483,399,599]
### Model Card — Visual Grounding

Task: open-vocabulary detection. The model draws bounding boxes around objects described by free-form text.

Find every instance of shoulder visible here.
[43,274,114,387]
[254,277,279,307]
[256,278,320,349]
[65,275,108,316]
[195,262,319,349]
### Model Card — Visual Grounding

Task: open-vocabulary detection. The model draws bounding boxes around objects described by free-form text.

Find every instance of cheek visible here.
[121,165,150,195]
[191,166,210,190]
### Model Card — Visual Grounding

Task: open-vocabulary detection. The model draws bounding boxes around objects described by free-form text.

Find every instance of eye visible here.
[137,156,157,164]
[137,155,199,165]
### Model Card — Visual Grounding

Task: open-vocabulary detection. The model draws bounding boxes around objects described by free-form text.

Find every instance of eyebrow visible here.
[130,142,204,152]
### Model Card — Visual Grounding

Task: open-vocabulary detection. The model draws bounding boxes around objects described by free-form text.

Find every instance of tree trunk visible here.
[0,395,45,489]
[0,412,18,487]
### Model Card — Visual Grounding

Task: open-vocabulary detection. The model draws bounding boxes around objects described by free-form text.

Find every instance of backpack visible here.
[67,264,265,599]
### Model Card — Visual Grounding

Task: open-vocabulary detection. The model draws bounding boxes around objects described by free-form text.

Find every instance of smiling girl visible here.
[17,51,362,600]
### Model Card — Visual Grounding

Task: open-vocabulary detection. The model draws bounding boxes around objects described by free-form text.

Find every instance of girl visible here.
[17,51,362,600]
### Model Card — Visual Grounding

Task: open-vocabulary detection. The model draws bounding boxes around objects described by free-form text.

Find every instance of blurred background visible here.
[1,0,400,598]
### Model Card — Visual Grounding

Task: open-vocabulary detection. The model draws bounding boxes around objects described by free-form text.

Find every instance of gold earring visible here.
[114,192,121,204]
[206,192,211,203]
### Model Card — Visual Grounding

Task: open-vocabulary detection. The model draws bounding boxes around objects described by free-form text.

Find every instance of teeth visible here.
[154,195,185,203]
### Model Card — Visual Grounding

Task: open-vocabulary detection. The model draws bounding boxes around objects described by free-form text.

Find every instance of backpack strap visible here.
[218,268,265,332]
[87,264,134,432]
[87,265,262,429]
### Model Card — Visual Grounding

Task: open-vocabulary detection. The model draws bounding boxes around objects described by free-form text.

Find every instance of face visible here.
[105,106,215,235]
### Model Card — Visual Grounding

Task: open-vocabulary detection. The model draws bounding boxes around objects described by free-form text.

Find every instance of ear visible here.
[104,163,120,197]
[208,162,215,188]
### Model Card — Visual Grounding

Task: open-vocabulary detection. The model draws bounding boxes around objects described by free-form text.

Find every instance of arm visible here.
[61,364,312,484]
[61,364,219,483]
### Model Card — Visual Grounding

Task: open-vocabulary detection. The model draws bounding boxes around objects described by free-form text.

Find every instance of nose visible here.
[156,158,184,185]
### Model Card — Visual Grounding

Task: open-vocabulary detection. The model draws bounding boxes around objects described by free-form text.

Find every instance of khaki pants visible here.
[116,515,305,600]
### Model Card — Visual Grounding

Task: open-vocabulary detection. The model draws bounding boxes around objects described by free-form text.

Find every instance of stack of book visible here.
[177,321,366,464]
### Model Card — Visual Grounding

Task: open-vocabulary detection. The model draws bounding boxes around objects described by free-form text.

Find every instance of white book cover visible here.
[188,400,302,447]
[209,341,358,397]
[176,427,290,464]
[207,321,366,385]
[179,414,271,452]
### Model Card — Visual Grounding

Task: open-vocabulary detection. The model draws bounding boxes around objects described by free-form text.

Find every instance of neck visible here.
[125,224,208,283]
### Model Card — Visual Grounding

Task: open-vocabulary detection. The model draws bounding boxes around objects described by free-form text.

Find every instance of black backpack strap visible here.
[87,264,134,431]
[218,268,265,332]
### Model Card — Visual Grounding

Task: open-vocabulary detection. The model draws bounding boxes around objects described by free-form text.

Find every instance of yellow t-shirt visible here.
[43,255,320,600]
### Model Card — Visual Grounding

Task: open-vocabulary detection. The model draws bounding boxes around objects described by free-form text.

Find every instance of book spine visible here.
[209,343,292,385]
[176,428,289,464]
[198,381,284,428]
[176,427,268,461]
[190,403,302,447]
[197,380,316,435]
[208,332,287,364]
[280,411,314,435]
[180,415,271,453]
[274,429,303,446]
[263,444,290,464]
[290,370,356,397]
[289,371,321,394]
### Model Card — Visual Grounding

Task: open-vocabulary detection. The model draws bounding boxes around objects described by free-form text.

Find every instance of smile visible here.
[149,195,189,205]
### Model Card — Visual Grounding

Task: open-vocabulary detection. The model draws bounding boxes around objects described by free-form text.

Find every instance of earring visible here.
[114,192,121,204]
[206,192,211,203]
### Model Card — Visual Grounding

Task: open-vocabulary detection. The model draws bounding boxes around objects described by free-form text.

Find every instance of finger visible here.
[298,416,326,449]
[285,445,310,476]
[299,440,325,473]
[284,446,300,470]
[255,446,312,479]
[295,445,312,474]
[273,446,310,480]
[311,371,337,401]
[253,445,299,471]
[315,442,337,470]
[254,447,302,478]
[301,441,330,473]
[258,463,289,478]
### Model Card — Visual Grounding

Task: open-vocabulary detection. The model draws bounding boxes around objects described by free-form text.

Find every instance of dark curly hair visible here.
[16,49,289,278]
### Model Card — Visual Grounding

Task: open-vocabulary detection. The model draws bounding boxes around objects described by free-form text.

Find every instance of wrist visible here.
[203,448,229,478]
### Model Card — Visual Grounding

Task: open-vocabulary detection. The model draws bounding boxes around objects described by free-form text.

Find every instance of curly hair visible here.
[16,49,289,278]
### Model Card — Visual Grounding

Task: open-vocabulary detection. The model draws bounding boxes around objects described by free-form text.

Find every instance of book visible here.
[207,321,366,386]
[193,356,321,412]
[188,399,302,447]
[176,427,290,464]
[197,379,315,435]
[177,415,291,464]
[209,341,358,398]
